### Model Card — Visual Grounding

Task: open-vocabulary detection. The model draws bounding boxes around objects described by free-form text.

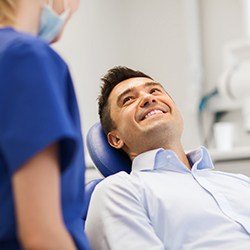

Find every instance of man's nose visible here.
[139,94,156,108]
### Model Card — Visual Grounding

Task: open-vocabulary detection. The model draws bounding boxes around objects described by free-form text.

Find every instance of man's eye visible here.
[150,88,161,94]
[123,96,133,104]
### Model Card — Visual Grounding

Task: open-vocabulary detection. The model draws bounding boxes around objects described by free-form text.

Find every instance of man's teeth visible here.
[144,109,163,119]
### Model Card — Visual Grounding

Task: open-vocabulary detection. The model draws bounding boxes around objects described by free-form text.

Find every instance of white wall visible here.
[200,0,245,90]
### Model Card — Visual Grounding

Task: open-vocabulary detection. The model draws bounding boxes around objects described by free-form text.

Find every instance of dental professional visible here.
[0,1,89,249]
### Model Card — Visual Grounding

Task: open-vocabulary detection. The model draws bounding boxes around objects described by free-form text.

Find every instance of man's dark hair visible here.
[98,66,153,135]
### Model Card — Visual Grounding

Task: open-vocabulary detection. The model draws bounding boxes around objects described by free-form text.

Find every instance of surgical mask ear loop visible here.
[61,0,71,20]
[63,0,70,12]
[57,0,71,20]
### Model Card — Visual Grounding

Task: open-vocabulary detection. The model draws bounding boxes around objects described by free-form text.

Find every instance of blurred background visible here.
[53,0,250,181]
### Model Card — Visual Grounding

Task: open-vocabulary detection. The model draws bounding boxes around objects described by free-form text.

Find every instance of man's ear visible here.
[107,131,124,149]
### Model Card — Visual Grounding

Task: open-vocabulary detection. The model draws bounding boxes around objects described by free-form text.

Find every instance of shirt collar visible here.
[131,148,162,172]
[187,146,215,171]
[131,146,214,173]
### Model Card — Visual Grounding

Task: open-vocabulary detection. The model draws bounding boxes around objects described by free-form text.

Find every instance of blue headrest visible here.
[82,178,102,225]
[86,122,131,177]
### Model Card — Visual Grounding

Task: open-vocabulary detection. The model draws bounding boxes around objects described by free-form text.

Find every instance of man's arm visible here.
[12,143,76,250]
[85,173,164,250]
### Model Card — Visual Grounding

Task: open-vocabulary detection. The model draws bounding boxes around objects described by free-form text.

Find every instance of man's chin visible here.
[140,119,169,133]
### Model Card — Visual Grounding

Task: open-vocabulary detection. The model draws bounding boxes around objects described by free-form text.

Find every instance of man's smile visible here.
[144,109,164,120]
[138,106,169,122]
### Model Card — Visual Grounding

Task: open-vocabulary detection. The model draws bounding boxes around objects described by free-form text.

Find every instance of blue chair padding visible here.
[86,122,131,177]
[82,178,103,226]
[83,122,131,229]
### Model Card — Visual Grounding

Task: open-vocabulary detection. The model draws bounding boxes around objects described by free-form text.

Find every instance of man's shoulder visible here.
[95,171,132,192]
[92,171,143,200]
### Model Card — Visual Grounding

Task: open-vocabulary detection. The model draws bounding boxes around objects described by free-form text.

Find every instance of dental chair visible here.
[82,122,132,228]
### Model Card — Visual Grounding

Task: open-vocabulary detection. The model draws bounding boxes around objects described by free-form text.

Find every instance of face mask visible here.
[38,0,70,43]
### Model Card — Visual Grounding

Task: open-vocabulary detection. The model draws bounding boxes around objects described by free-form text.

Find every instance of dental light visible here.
[217,41,250,132]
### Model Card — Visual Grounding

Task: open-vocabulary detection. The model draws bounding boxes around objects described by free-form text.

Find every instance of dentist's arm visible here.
[12,143,76,250]
[85,172,164,250]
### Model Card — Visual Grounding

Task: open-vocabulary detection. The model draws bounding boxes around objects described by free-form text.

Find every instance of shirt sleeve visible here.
[85,172,165,250]
[0,40,78,175]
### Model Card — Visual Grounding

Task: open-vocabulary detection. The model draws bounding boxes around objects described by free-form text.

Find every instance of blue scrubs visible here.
[0,28,89,249]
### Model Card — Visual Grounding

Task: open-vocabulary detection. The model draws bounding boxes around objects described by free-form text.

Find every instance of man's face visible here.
[107,77,184,158]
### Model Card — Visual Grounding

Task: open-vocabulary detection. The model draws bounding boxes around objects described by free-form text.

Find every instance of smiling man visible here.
[85,66,250,250]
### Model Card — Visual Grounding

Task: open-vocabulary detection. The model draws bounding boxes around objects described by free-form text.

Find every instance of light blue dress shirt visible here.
[86,147,250,250]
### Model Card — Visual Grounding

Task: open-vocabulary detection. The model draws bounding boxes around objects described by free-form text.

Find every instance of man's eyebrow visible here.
[117,88,134,105]
[117,81,165,104]
[145,82,168,94]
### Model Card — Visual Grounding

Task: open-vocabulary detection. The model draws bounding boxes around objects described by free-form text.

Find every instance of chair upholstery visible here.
[86,122,131,177]
[82,178,102,225]
[83,122,132,228]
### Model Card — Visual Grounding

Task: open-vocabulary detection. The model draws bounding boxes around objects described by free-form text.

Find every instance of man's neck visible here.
[129,143,192,170]
[166,145,191,170]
